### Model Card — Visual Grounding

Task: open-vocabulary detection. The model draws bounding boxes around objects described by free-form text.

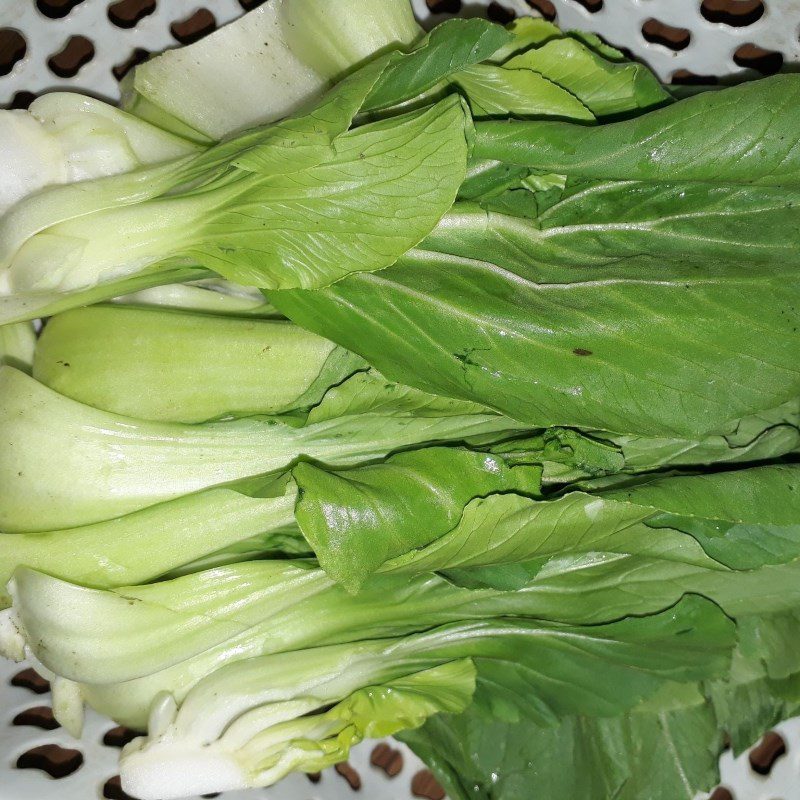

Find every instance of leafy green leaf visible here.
[364,19,512,112]
[122,660,474,799]
[274,193,800,438]
[0,486,298,607]
[454,64,594,120]
[607,465,800,570]
[192,98,470,289]
[294,446,542,591]
[488,17,563,63]
[401,689,723,800]
[109,596,730,796]
[0,266,209,326]
[504,37,670,117]
[0,367,524,531]
[593,398,800,472]
[474,75,800,185]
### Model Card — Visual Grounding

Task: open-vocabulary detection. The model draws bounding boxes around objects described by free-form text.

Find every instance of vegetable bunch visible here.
[1,2,799,799]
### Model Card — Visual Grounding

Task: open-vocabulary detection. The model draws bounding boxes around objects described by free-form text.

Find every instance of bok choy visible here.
[2,3,800,799]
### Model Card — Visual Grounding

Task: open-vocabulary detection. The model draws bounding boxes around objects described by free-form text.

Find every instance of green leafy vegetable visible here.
[111,595,729,798]
[0,94,200,215]
[0,321,35,373]
[0,367,523,531]
[1,8,799,800]
[454,64,594,120]
[34,306,366,422]
[382,465,800,579]
[275,180,800,438]
[112,279,280,316]
[401,686,724,800]
[363,19,512,112]
[0,95,469,313]
[294,446,542,591]
[124,0,423,139]
[502,37,670,117]
[0,485,297,608]
[474,75,800,185]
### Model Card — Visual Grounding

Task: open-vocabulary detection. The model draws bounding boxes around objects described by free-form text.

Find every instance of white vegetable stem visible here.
[0,96,200,216]
[126,0,424,139]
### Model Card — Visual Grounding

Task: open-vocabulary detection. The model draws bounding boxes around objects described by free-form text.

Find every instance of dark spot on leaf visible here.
[239,0,268,8]
[573,348,593,356]
[307,772,322,784]
[17,744,83,778]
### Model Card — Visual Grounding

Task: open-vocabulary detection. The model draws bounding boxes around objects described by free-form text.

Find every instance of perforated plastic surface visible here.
[2,0,800,105]
[1,656,435,800]
[1,2,800,799]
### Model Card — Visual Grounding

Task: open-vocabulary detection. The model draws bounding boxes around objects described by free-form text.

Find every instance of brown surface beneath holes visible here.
[426,0,462,13]
[641,19,691,51]
[708,788,734,800]
[48,34,94,78]
[171,9,217,45]
[104,775,140,800]
[487,2,517,23]
[107,0,156,29]
[11,668,50,694]
[700,0,765,26]
[411,769,446,800]
[103,726,140,748]
[671,69,719,85]
[335,762,362,790]
[371,742,404,777]
[733,43,784,74]
[749,730,787,775]
[36,0,84,19]
[12,706,60,731]
[0,29,26,77]
[16,744,84,779]
[572,0,603,11]
[525,0,557,20]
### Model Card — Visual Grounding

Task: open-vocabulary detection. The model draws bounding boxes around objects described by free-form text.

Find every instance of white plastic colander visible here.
[1,2,800,799]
